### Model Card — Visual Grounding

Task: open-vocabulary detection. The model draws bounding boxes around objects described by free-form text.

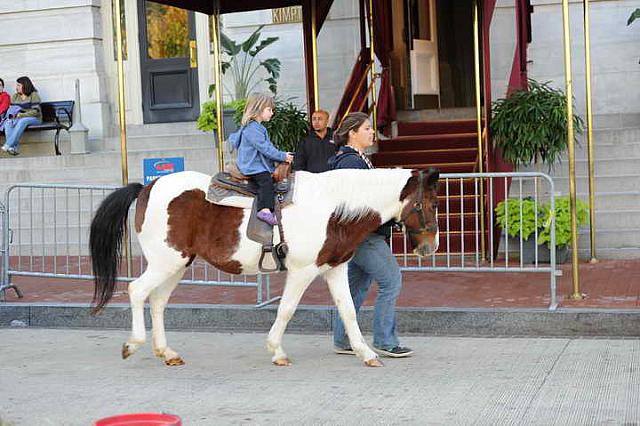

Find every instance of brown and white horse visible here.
[90,167,439,367]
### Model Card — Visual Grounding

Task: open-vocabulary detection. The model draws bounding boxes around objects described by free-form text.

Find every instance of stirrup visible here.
[274,242,288,271]
[258,244,281,273]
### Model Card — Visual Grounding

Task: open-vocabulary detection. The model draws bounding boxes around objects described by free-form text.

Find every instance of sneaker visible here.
[333,346,355,355]
[1,145,8,152]
[7,148,19,156]
[256,210,278,226]
[373,346,414,358]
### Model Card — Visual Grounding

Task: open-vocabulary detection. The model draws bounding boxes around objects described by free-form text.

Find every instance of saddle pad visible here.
[206,173,297,209]
[206,182,254,209]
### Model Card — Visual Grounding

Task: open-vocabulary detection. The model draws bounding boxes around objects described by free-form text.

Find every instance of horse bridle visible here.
[400,170,437,237]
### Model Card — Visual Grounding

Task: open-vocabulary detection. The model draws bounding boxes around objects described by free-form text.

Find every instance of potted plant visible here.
[196,90,245,139]
[200,96,308,154]
[495,196,589,264]
[220,25,281,99]
[491,79,585,170]
[538,196,589,263]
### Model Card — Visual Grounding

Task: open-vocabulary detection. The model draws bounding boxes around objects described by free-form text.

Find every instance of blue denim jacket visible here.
[229,121,287,175]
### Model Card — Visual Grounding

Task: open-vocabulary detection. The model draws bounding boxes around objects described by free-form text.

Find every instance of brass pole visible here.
[583,0,597,263]
[472,0,486,260]
[114,0,131,276]
[114,0,128,186]
[561,0,582,299]
[211,12,225,170]
[367,0,378,139]
[311,0,320,110]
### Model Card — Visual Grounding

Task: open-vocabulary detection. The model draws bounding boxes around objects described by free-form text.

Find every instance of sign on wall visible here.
[143,157,185,184]
[272,6,302,24]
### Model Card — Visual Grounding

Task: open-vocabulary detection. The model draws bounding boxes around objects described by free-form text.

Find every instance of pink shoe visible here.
[257,210,278,226]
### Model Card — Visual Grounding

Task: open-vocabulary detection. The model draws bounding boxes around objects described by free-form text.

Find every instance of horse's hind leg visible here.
[323,263,381,367]
[122,265,177,360]
[266,264,319,365]
[149,268,186,366]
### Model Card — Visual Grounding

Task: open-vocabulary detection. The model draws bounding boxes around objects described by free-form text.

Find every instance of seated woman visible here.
[2,76,42,156]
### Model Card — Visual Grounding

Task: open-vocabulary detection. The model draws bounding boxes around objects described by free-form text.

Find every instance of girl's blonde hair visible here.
[241,93,275,126]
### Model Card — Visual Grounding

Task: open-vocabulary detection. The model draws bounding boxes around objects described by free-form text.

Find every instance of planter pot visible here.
[222,108,238,140]
[518,237,570,264]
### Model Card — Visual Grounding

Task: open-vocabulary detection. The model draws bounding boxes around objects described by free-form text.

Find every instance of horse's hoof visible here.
[364,358,384,367]
[122,344,132,360]
[164,357,185,366]
[273,357,292,366]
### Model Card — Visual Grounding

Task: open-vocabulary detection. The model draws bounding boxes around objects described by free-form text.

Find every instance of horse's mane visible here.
[294,168,413,221]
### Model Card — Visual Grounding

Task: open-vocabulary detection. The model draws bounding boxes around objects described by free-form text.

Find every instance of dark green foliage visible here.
[491,80,584,169]
[262,99,309,152]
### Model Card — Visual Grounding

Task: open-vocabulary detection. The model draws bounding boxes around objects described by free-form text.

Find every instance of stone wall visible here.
[0,0,111,140]
[493,0,640,121]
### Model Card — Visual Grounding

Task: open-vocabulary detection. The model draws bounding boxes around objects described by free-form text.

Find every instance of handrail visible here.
[337,61,373,126]
[338,68,381,129]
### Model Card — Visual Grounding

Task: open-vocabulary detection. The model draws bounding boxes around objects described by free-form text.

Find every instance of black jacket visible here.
[293,128,337,173]
[329,146,395,239]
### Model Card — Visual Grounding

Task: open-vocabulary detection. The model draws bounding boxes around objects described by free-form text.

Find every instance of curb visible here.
[2,303,640,337]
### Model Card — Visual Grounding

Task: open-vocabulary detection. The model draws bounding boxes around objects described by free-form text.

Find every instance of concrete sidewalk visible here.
[1,329,639,425]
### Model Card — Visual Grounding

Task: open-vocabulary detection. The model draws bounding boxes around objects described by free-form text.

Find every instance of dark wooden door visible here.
[138,0,200,123]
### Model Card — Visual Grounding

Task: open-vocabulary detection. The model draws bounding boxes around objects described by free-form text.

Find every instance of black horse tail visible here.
[90,183,144,314]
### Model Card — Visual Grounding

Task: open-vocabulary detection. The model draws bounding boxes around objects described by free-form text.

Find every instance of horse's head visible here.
[399,168,440,257]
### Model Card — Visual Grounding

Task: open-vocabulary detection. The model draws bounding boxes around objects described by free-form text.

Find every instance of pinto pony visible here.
[90,168,439,367]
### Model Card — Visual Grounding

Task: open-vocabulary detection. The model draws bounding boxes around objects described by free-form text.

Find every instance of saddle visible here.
[207,161,295,273]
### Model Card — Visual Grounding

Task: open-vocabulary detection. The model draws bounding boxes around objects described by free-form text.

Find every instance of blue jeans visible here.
[3,116,41,149]
[333,234,402,350]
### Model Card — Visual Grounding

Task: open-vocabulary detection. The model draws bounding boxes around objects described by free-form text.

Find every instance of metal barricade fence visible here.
[390,172,559,310]
[0,174,558,309]
[0,183,274,306]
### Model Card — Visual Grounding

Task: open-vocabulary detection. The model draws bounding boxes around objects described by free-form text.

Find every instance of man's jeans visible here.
[333,234,402,350]
[3,116,41,149]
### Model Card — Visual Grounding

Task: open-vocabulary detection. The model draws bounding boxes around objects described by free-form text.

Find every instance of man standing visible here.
[293,109,337,173]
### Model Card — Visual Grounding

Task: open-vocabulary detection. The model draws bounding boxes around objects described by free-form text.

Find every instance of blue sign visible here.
[143,157,185,184]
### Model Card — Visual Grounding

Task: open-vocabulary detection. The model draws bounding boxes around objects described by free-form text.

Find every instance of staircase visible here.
[372,119,484,256]
[521,122,640,259]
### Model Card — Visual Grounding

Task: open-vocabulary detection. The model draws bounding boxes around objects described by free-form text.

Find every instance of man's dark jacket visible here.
[293,128,337,173]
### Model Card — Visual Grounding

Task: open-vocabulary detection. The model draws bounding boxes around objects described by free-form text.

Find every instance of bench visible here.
[1,100,75,155]
[24,100,75,155]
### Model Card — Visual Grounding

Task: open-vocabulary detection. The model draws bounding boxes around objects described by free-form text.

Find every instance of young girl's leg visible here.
[252,172,277,225]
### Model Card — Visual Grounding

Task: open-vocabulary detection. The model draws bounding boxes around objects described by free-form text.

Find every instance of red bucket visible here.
[94,413,182,426]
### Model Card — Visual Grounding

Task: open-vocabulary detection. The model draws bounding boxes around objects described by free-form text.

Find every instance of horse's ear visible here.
[426,168,439,189]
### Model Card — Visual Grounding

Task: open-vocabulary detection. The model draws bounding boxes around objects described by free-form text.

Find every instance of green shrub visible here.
[495,198,546,240]
[539,196,589,247]
[496,196,589,248]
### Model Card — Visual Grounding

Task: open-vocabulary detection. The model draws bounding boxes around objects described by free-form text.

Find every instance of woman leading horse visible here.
[90,129,439,368]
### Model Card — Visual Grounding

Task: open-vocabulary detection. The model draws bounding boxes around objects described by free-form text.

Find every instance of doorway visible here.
[138,0,200,123]
[393,0,477,111]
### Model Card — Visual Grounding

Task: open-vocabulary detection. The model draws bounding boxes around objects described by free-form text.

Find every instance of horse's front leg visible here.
[266,264,318,366]
[324,264,382,367]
